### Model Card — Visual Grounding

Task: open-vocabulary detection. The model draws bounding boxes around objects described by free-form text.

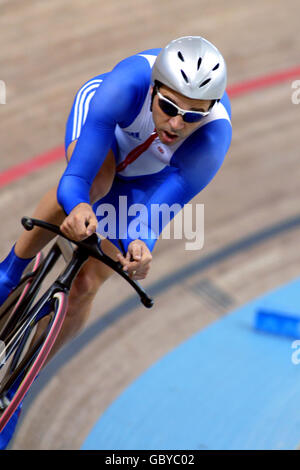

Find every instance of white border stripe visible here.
[83,90,97,125]
[72,79,102,141]
[72,79,102,138]
[138,54,157,68]
[74,83,102,140]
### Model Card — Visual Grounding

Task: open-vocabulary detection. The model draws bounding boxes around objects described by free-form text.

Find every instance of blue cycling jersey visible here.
[57,48,232,252]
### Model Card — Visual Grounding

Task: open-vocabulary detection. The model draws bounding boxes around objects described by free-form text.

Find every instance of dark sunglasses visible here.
[156,91,211,123]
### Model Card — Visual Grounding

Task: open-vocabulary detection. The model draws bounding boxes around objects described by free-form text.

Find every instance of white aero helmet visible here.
[151,36,227,100]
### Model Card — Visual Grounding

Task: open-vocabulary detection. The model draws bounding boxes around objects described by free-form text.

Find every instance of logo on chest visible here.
[125,131,141,141]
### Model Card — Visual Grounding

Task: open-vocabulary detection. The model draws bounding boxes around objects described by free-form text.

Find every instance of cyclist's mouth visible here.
[160,130,179,144]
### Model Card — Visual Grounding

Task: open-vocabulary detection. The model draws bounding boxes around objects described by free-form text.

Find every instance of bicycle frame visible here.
[0,216,154,434]
[2,216,154,382]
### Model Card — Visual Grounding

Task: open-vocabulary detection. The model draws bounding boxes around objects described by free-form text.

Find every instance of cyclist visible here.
[0,36,232,448]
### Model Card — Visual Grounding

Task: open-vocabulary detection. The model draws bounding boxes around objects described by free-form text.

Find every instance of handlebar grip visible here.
[22,217,34,231]
[141,296,154,308]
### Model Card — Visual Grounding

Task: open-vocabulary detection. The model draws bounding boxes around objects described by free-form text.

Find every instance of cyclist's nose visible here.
[169,115,185,130]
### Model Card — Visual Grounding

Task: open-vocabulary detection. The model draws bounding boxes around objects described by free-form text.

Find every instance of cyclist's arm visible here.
[57,56,150,215]
[122,118,232,253]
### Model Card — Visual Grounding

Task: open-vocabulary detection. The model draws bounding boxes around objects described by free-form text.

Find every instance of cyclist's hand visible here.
[117,240,152,280]
[60,203,98,241]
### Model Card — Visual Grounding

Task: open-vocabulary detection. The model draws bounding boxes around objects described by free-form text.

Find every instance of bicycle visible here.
[0,216,153,433]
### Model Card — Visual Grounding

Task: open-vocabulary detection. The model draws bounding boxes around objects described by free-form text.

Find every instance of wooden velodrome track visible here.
[1,0,300,450]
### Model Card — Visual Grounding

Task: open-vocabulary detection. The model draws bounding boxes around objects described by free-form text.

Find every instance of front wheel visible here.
[0,291,68,432]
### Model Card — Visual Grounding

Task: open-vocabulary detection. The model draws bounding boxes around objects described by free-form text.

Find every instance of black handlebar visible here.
[21,216,154,309]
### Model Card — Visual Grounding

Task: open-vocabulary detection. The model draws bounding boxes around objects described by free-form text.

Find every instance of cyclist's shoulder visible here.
[109,48,161,83]
[219,90,232,119]
[184,97,232,148]
[79,48,161,94]
[119,47,161,64]
[76,49,161,123]
[202,91,231,131]
[92,49,162,111]
[173,96,232,168]
[136,48,162,64]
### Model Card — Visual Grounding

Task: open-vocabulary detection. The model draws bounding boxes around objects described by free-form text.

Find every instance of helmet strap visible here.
[150,83,158,112]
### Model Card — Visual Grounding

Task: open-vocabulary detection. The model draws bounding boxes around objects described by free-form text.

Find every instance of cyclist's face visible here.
[151,85,213,146]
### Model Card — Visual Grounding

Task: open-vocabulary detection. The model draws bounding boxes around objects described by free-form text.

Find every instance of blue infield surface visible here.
[81,277,300,450]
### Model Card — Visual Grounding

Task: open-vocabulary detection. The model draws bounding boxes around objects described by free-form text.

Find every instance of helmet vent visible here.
[181,69,189,83]
[197,57,202,70]
[212,63,220,71]
[178,51,185,62]
[199,78,211,88]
